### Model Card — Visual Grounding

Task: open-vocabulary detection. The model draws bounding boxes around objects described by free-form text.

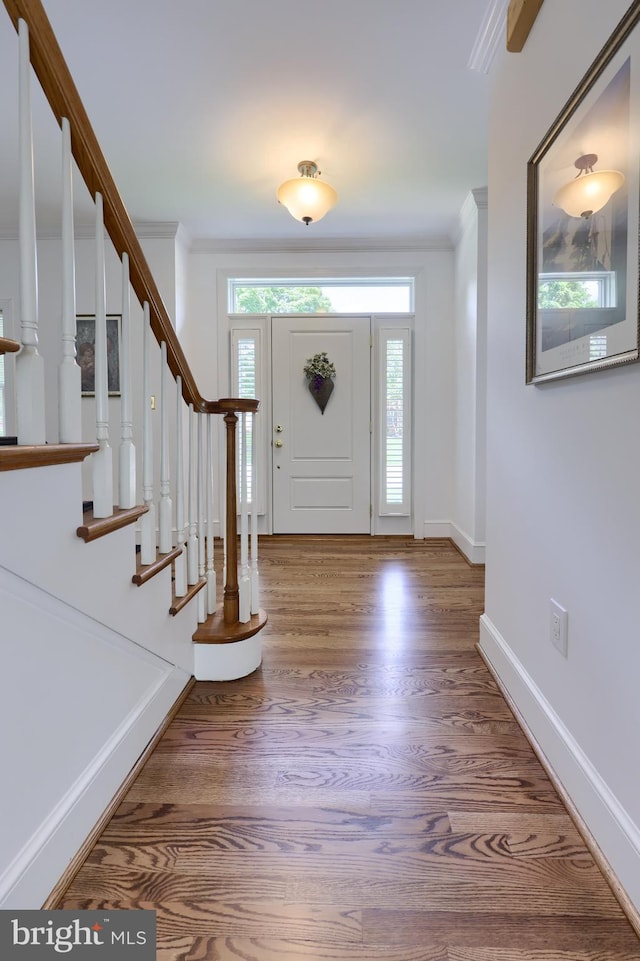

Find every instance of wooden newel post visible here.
[223,410,239,624]
[193,397,267,677]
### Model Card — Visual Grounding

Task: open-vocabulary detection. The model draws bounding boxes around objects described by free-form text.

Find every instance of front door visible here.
[271,316,371,533]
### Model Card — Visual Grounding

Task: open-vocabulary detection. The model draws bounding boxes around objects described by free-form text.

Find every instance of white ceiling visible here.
[0,0,502,243]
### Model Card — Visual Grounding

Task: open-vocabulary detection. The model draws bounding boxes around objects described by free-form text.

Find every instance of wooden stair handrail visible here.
[2,1,265,650]
[1,0,241,416]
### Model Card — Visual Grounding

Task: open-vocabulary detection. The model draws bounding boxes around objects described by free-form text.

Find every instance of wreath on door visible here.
[303,352,336,414]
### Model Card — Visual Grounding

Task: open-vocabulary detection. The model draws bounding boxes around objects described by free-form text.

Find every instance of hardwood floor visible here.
[58,535,640,960]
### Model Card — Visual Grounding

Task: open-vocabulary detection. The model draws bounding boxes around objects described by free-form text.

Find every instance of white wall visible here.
[481,0,640,912]
[453,189,487,563]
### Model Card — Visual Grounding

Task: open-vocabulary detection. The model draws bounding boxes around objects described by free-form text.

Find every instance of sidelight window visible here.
[231,329,261,509]
[379,327,411,515]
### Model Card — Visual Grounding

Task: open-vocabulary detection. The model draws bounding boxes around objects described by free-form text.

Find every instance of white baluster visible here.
[174,377,187,597]
[206,413,217,614]
[239,411,250,623]
[187,404,198,585]
[250,410,260,614]
[159,341,173,553]
[118,253,136,508]
[91,193,113,518]
[197,413,206,622]
[16,19,45,445]
[139,302,156,564]
[58,117,81,443]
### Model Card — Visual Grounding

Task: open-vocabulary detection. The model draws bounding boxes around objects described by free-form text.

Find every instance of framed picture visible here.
[526,4,640,384]
[76,315,121,396]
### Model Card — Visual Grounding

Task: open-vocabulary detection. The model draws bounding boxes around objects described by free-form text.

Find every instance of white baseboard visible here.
[421,521,486,565]
[479,613,640,923]
[0,666,189,909]
[422,521,452,539]
[450,522,485,565]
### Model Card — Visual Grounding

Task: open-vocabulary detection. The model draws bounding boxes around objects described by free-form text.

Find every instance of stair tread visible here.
[77,504,148,542]
[170,578,206,616]
[0,443,98,471]
[133,546,182,585]
[193,607,268,644]
[0,336,20,354]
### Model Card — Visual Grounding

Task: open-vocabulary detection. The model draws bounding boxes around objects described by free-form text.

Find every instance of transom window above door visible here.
[228,278,413,314]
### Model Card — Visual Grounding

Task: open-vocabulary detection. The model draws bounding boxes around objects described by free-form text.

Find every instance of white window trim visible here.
[228,277,415,313]
[538,270,616,309]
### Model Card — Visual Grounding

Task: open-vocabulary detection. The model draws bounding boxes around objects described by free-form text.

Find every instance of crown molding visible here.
[0,226,453,254]
[189,235,453,255]
[472,187,488,209]
[132,220,183,240]
[0,220,188,244]
[468,0,508,73]
[451,187,489,246]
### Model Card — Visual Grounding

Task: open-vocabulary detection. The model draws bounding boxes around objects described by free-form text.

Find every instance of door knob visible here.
[274,439,283,448]
[275,424,284,433]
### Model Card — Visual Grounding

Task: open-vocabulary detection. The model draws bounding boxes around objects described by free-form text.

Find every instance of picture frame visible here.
[526,3,640,384]
[76,314,121,396]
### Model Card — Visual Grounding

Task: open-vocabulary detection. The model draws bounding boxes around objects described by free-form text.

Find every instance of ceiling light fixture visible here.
[553,153,625,219]
[277,161,338,226]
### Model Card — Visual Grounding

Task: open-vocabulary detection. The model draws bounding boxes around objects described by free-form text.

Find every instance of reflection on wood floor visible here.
[58,536,640,960]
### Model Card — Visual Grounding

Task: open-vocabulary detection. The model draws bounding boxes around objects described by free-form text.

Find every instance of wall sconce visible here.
[553,153,624,219]
[277,161,338,225]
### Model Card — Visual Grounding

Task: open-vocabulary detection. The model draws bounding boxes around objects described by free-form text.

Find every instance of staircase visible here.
[0,0,266,908]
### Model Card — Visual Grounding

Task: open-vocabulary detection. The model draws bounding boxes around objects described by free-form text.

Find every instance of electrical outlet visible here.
[550,598,568,656]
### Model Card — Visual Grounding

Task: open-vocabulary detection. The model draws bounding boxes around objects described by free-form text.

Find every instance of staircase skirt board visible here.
[42,678,196,910]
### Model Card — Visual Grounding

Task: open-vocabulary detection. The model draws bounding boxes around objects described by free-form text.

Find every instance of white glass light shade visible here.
[553,169,625,219]
[277,170,337,225]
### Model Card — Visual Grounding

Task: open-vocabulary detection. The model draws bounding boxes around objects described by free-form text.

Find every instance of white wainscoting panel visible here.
[0,565,189,908]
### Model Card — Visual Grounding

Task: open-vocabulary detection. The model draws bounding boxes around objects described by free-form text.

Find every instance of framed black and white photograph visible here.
[526,4,640,384]
[76,314,121,396]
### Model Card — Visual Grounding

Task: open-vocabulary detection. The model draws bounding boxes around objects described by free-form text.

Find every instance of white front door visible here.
[271,316,371,533]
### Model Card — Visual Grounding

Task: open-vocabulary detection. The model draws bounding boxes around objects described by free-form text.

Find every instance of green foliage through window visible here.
[230,279,414,313]
[538,279,599,309]
[235,286,332,314]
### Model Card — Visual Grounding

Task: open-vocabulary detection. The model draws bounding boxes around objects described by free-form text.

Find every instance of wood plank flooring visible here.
[58,535,640,960]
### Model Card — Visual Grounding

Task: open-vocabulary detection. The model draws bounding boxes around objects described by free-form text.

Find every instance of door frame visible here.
[228,312,414,536]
